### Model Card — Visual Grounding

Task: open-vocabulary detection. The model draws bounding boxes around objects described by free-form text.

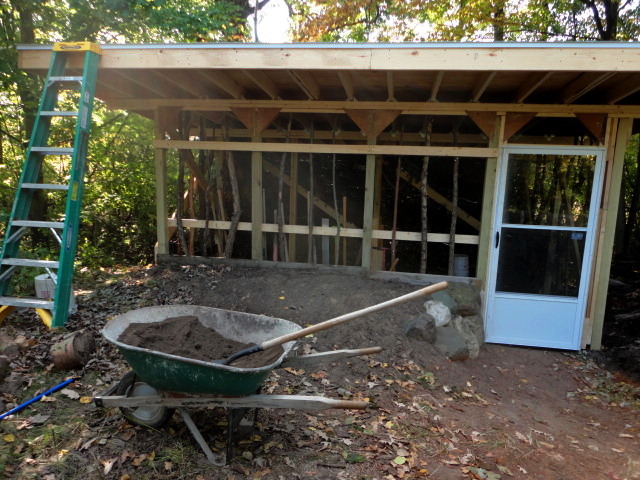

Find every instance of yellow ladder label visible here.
[53,42,102,55]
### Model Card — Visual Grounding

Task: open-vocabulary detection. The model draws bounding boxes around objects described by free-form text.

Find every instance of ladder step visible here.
[31,147,74,155]
[2,259,60,268]
[40,111,79,117]
[22,183,70,191]
[0,296,54,310]
[12,220,65,228]
[48,76,83,83]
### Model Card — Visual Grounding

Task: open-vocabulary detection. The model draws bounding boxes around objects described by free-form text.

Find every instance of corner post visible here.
[362,136,376,269]
[154,110,168,259]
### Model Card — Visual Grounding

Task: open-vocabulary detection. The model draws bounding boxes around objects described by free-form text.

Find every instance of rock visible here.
[453,315,481,359]
[462,314,485,345]
[432,282,481,316]
[423,300,451,327]
[0,333,16,356]
[0,373,24,395]
[0,355,10,379]
[434,325,469,361]
[403,313,436,343]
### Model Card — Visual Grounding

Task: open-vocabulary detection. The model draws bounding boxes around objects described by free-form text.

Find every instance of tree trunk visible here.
[419,118,432,274]
[224,149,242,258]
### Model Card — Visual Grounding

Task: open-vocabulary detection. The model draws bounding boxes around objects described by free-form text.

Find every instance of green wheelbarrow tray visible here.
[102,305,302,396]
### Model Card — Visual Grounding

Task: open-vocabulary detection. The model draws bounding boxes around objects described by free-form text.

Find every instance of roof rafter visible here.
[430,71,444,102]
[288,70,321,100]
[242,70,280,99]
[337,71,355,101]
[470,71,497,102]
[559,72,616,104]
[198,70,245,99]
[513,72,553,103]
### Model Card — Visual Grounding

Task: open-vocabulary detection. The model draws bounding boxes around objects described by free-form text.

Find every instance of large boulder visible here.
[434,325,469,361]
[452,315,482,359]
[423,300,451,327]
[403,313,436,343]
[432,282,481,316]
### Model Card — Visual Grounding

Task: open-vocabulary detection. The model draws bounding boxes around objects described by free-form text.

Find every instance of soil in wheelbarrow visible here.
[118,315,284,368]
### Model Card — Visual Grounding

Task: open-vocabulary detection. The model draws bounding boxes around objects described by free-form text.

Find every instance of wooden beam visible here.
[590,118,632,349]
[559,72,615,104]
[514,72,553,103]
[430,71,444,102]
[337,71,355,101]
[109,98,640,117]
[98,71,143,97]
[398,170,480,230]
[467,111,498,140]
[387,71,395,101]
[362,137,376,269]
[345,109,401,138]
[470,71,497,102]
[503,112,537,141]
[231,108,281,136]
[476,114,505,281]
[116,70,176,98]
[251,136,263,260]
[606,74,640,104]
[575,113,608,144]
[198,70,245,99]
[20,44,640,72]
[153,69,213,99]
[154,110,169,258]
[167,219,479,244]
[243,70,280,99]
[153,139,499,158]
[263,160,357,228]
[288,70,321,100]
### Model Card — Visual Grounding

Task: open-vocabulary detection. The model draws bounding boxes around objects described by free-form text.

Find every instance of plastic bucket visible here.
[34,273,77,314]
[453,254,469,277]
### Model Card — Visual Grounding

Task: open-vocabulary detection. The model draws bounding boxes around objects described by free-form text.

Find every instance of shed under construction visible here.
[16,42,640,350]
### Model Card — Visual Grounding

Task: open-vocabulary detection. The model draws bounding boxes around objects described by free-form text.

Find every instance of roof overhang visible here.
[17,42,640,122]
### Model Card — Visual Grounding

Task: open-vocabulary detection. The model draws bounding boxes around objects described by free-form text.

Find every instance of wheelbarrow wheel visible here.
[116,371,174,428]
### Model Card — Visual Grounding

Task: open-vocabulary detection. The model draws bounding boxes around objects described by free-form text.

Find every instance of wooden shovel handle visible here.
[261,281,448,350]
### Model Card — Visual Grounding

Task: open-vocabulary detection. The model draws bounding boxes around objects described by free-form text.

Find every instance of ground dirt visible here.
[0,262,639,480]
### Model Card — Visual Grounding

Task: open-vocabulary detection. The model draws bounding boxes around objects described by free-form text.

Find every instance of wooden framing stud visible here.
[345,109,401,138]
[429,71,444,102]
[514,72,553,103]
[576,113,608,145]
[503,112,536,141]
[337,71,355,101]
[559,72,615,105]
[198,70,245,99]
[243,70,280,99]
[470,71,497,102]
[606,74,640,104]
[231,108,282,136]
[288,70,321,100]
[467,111,498,140]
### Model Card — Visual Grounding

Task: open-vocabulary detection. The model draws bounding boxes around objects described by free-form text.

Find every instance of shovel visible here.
[218,281,448,365]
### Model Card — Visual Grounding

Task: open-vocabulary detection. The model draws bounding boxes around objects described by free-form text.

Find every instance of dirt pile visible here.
[118,315,284,368]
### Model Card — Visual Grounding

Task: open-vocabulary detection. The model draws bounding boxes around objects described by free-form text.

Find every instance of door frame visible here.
[484,145,606,350]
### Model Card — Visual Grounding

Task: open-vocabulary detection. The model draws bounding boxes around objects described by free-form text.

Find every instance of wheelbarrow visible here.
[94,305,381,465]
[95,282,448,464]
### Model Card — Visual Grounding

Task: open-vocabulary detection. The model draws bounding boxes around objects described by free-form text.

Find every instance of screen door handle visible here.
[495,231,500,248]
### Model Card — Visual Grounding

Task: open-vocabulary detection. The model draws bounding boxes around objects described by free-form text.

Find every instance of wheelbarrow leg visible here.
[178,408,225,466]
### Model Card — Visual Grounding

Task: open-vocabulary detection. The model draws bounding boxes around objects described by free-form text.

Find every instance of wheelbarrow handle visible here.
[220,281,448,365]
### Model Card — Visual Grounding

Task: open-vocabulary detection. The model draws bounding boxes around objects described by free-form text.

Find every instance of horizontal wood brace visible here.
[167,218,480,245]
[111,99,640,117]
[154,140,497,158]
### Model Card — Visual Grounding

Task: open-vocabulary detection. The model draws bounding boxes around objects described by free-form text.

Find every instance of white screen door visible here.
[485,146,604,350]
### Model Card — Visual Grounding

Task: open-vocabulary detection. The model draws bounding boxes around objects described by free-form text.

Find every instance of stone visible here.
[434,325,469,361]
[423,300,451,327]
[432,282,480,316]
[0,374,24,395]
[453,315,481,359]
[403,313,436,343]
[462,314,485,345]
[0,355,10,379]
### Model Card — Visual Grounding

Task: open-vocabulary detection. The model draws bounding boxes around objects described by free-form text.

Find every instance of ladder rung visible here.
[31,147,74,155]
[0,296,54,310]
[1,259,60,268]
[48,76,83,83]
[22,183,70,191]
[12,220,65,229]
[40,111,79,117]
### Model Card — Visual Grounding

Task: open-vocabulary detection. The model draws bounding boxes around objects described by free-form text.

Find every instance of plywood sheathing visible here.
[467,111,498,141]
[231,108,282,136]
[503,112,537,141]
[576,113,608,145]
[345,109,402,138]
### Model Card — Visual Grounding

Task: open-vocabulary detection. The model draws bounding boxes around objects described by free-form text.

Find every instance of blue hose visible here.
[0,377,76,420]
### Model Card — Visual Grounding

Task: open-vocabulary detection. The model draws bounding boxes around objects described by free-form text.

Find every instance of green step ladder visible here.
[0,42,101,328]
